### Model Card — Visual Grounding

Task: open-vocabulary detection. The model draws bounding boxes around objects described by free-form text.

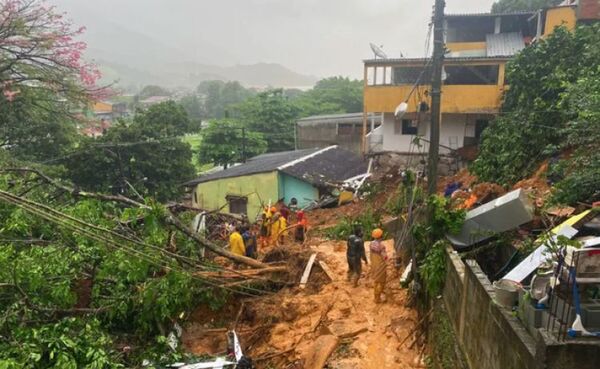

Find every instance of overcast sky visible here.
[50,0,497,79]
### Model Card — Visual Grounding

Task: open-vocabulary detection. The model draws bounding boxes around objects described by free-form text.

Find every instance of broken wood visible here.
[318,260,336,282]
[193,266,287,279]
[302,335,339,369]
[166,210,270,269]
[299,253,317,289]
[311,301,334,333]
[254,347,295,362]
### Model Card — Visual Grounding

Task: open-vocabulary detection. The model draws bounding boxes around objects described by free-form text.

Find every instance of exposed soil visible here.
[182,238,423,368]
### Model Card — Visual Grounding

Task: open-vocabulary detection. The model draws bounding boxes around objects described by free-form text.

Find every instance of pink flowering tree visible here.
[0,0,106,104]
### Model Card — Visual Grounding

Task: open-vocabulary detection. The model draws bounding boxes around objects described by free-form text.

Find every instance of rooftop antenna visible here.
[370,43,388,59]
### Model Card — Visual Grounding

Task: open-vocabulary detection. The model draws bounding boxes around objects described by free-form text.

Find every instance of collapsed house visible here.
[184,146,368,221]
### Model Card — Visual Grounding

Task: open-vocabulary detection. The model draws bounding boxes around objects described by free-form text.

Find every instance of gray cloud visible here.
[50,0,496,78]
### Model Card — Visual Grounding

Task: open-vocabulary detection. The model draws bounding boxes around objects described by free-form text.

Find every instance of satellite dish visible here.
[370,43,388,59]
[395,102,408,118]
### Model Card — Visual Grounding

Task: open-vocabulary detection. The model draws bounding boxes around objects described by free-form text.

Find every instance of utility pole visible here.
[427,0,445,196]
[241,127,247,163]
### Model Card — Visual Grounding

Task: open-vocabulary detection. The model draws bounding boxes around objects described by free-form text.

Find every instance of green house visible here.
[184,146,368,221]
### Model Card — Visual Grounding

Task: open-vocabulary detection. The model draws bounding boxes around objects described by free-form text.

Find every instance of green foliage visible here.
[472,25,600,185]
[64,102,196,201]
[234,89,300,152]
[491,0,561,13]
[420,240,448,297]
[0,87,77,162]
[325,208,383,240]
[0,173,227,367]
[385,172,424,215]
[179,94,205,129]
[198,119,267,168]
[412,196,465,247]
[550,67,600,204]
[0,318,122,369]
[294,76,363,117]
[197,80,255,119]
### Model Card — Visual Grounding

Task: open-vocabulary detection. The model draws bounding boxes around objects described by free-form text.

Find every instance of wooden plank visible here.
[318,260,336,282]
[299,253,317,289]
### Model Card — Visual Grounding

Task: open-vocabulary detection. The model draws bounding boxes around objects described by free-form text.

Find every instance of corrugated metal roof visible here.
[184,148,321,185]
[364,56,511,65]
[184,146,367,187]
[486,32,525,57]
[445,11,536,18]
[297,112,381,126]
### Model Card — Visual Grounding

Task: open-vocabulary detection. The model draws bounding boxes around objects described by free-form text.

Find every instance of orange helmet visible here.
[371,228,383,239]
[270,206,277,213]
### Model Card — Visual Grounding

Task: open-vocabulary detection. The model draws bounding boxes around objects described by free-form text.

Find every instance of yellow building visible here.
[363,5,579,156]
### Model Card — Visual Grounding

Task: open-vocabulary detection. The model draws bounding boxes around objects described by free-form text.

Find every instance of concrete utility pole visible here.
[427,0,445,196]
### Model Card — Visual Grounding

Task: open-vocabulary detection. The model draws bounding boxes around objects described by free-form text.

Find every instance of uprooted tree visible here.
[0,164,284,368]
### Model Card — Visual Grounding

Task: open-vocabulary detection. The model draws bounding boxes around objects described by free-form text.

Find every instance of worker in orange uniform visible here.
[295,210,308,243]
[369,228,388,303]
[229,225,246,257]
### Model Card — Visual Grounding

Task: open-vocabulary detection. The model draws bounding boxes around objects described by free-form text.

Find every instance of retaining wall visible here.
[442,248,600,369]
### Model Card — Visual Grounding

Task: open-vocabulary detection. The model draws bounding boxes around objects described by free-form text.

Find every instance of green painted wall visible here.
[279,173,319,209]
[193,171,280,221]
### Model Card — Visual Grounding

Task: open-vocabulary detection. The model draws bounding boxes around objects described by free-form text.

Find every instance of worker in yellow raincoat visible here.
[369,228,388,303]
[269,212,283,246]
[229,225,246,257]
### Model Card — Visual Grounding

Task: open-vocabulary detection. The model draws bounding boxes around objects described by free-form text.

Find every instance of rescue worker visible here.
[369,228,388,303]
[259,210,270,248]
[242,226,258,259]
[229,225,246,257]
[279,213,288,244]
[346,225,367,287]
[270,212,282,246]
[295,210,308,243]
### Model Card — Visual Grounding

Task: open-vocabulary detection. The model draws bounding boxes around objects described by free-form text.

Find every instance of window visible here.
[402,119,418,135]
[393,66,432,85]
[384,66,392,85]
[444,65,499,85]
[375,66,384,85]
[367,67,375,86]
[395,119,418,135]
[227,195,248,215]
[367,66,393,86]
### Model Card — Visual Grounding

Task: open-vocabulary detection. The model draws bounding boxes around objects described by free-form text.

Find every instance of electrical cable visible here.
[0,190,278,297]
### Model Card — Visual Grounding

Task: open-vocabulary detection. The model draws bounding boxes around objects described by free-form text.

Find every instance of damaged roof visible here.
[185,146,368,187]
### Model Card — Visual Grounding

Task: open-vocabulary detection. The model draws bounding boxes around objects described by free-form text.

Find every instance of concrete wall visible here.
[193,171,279,221]
[545,6,577,35]
[379,113,471,154]
[279,173,319,209]
[443,250,600,369]
[297,123,362,154]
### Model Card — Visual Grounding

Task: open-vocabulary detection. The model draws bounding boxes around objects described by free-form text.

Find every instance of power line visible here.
[0,190,278,297]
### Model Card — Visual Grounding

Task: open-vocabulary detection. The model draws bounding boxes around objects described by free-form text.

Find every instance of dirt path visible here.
[182,238,423,368]
[291,238,422,369]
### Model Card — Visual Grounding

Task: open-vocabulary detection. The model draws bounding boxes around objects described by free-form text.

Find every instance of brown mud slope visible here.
[183,238,423,369]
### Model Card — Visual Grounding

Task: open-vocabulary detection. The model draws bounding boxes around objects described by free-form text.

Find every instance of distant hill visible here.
[62,2,317,90]
[98,61,317,91]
